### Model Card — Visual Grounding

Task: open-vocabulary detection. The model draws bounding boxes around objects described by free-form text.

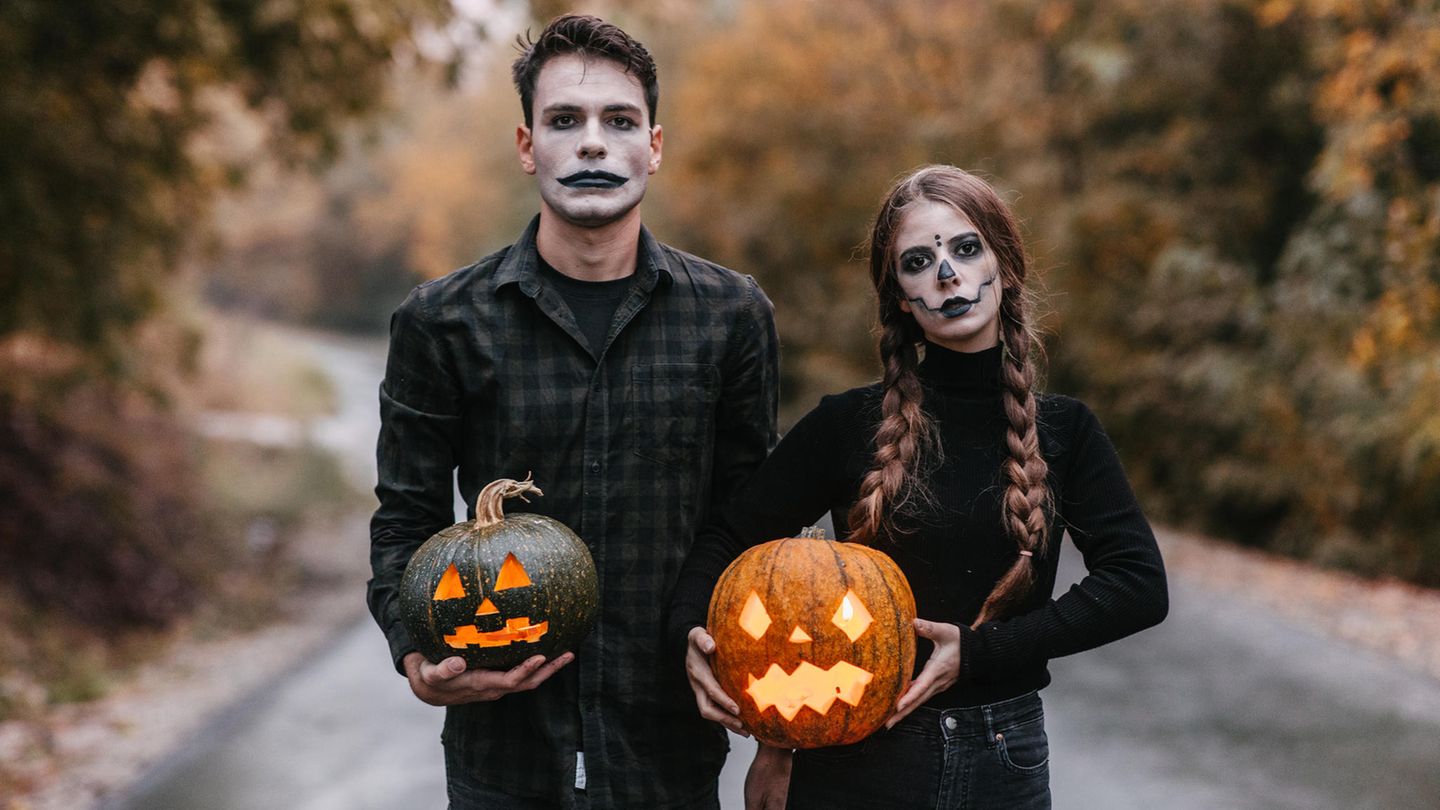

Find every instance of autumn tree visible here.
[205,57,538,332]
[0,0,457,628]
[0,0,456,360]
[660,0,1440,583]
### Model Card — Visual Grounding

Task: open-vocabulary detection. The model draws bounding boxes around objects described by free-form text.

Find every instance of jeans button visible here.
[943,716,958,730]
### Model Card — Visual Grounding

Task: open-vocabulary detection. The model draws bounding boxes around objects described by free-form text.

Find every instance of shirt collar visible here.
[492,214,673,297]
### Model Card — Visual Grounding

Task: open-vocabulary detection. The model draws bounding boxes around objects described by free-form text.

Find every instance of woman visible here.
[668,165,1169,809]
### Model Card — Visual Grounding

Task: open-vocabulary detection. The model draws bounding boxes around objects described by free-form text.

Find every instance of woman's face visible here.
[893,200,1003,353]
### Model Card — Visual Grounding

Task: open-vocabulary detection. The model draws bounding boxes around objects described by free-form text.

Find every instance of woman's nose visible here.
[936,259,957,282]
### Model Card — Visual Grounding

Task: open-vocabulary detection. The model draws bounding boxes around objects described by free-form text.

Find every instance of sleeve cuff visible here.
[669,619,703,665]
[958,623,989,679]
[385,622,420,676]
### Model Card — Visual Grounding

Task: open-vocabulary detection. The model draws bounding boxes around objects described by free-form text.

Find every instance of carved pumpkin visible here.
[399,477,599,670]
[707,526,916,749]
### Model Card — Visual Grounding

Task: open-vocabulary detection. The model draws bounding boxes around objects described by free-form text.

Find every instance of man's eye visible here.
[610,117,636,130]
[552,115,577,128]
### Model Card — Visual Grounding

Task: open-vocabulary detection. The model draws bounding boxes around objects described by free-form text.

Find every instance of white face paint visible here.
[894,201,1003,353]
[517,54,662,228]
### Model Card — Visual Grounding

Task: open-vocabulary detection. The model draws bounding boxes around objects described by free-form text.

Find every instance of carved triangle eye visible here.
[495,553,533,590]
[433,564,468,600]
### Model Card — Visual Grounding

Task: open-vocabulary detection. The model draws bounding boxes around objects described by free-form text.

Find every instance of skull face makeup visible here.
[895,201,1003,353]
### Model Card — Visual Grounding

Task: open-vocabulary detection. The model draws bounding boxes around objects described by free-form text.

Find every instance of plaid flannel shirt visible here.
[368,216,779,808]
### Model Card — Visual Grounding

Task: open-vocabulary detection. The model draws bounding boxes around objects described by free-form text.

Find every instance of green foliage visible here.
[0,0,453,361]
[0,0,455,640]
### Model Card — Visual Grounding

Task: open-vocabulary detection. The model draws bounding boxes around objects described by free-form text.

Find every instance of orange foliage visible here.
[656,0,1440,582]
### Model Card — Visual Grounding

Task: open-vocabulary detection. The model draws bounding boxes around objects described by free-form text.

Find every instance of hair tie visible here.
[1018,550,1033,558]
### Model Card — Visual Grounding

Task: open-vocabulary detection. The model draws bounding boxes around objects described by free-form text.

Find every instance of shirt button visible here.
[943,716,958,730]
[590,461,601,473]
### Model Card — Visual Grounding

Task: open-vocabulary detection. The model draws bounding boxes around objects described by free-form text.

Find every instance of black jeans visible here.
[787,691,1051,810]
[443,745,721,810]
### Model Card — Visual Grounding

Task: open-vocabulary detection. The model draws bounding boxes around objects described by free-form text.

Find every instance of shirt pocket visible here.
[626,363,720,471]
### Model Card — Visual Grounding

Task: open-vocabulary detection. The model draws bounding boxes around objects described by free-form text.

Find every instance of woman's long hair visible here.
[846,165,1050,629]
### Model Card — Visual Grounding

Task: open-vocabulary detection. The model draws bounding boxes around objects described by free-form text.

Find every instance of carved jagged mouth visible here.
[445,618,549,648]
[746,661,875,721]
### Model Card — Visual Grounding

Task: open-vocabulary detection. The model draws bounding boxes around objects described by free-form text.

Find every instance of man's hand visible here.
[684,626,747,735]
[403,651,574,706]
[744,743,792,810]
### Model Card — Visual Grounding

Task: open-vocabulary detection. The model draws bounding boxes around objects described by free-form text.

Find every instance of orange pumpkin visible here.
[707,526,916,748]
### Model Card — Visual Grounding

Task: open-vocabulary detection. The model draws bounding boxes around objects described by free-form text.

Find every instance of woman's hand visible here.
[685,626,748,735]
[886,618,961,728]
[403,651,573,706]
[744,743,793,810]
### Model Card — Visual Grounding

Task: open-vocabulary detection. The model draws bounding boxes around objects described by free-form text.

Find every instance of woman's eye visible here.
[956,240,981,257]
[901,255,931,273]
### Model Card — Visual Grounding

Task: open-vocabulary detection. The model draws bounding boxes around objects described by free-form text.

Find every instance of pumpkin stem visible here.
[474,474,544,528]
[798,525,828,540]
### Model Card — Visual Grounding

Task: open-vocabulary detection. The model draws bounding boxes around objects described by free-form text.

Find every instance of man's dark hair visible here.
[511,14,659,129]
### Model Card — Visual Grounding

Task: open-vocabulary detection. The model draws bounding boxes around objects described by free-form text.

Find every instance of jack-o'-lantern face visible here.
[736,589,877,720]
[708,528,917,749]
[432,553,548,649]
[399,477,600,671]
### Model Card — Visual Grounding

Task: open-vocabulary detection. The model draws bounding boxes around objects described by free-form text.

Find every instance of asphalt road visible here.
[108,331,1440,810]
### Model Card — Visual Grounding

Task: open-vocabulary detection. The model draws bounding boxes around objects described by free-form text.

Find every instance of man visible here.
[367,14,779,810]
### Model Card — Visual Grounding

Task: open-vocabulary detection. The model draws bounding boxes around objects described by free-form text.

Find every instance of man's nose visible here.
[578,122,607,159]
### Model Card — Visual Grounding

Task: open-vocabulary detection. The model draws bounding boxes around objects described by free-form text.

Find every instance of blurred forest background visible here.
[3,0,1439,738]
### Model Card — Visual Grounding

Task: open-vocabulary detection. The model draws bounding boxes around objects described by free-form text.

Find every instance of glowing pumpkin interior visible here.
[433,553,549,648]
[739,588,877,720]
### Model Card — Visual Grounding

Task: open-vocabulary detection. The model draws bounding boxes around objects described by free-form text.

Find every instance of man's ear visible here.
[517,125,536,175]
[648,124,663,174]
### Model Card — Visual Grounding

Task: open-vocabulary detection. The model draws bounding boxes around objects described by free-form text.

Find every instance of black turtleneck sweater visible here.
[669,342,1168,709]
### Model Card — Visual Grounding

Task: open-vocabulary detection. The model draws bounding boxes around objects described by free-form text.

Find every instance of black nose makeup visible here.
[937,259,956,281]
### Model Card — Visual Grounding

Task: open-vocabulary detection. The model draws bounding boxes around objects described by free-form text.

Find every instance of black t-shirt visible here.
[538,255,634,355]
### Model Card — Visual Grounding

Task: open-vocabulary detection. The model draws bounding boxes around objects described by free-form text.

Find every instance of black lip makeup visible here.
[908,273,999,319]
[939,296,974,317]
[558,170,628,189]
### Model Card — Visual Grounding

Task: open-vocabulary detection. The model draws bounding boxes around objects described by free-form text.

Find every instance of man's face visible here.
[518,54,662,228]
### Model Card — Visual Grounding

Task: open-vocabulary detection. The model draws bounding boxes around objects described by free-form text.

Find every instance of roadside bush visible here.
[0,380,207,629]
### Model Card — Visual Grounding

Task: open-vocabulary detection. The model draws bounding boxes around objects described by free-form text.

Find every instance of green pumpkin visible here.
[399,477,599,670]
